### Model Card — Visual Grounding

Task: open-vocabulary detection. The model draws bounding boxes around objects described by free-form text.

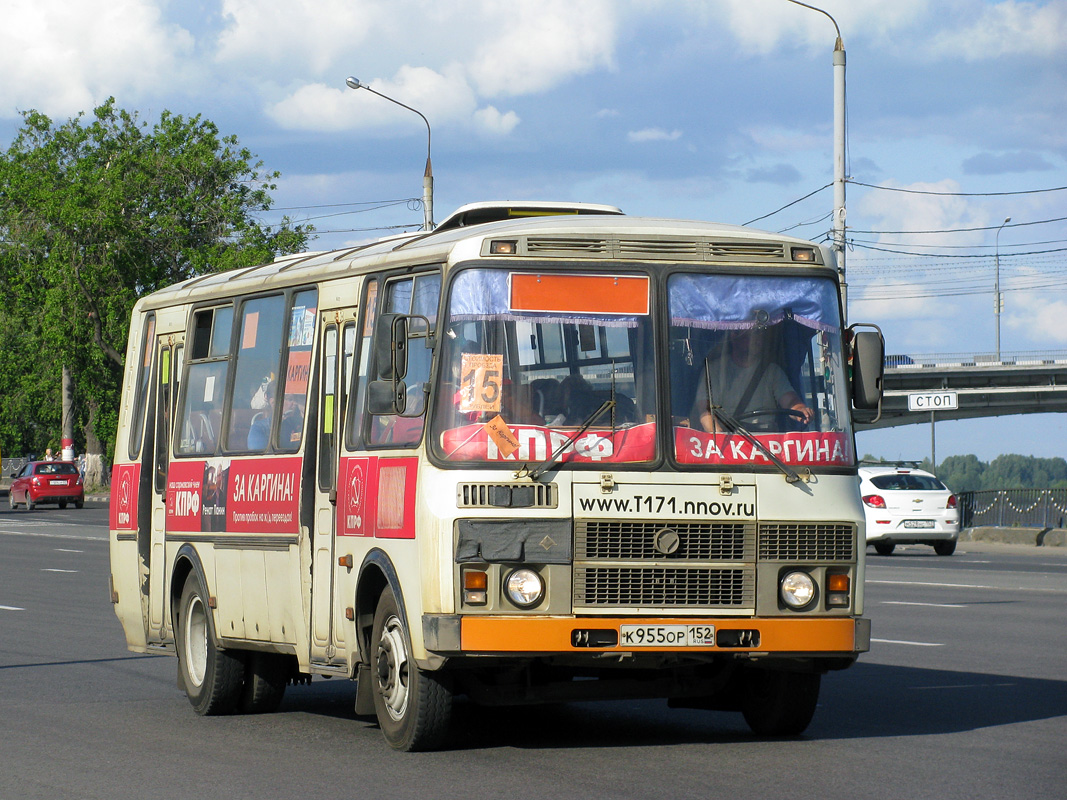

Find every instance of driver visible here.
[692,327,813,433]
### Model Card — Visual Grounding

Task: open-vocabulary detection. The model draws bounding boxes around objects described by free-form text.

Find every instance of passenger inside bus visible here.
[247,374,275,450]
[691,327,813,433]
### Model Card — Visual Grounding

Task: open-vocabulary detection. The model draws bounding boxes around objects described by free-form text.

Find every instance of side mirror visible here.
[850,325,885,412]
[368,379,407,415]
[375,313,409,380]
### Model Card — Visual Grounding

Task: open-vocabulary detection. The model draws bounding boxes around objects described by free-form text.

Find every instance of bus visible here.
[109,201,884,751]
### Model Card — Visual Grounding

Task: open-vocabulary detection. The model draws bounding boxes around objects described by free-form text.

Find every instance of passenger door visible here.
[148,334,183,643]
[310,310,358,668]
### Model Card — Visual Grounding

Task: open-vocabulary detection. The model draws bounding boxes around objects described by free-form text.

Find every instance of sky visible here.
[3,0,1066,466]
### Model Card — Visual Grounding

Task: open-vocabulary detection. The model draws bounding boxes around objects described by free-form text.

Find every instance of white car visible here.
[858,464,959,556]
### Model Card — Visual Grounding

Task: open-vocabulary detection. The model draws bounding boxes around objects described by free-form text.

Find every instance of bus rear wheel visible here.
[370,587,452,751]
[176,575,245,715]
[741,668,821,737]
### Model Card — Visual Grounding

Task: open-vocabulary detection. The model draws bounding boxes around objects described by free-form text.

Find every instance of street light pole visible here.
[345,76,434,231]
[995,217,1010,361]
[786,1,847,317]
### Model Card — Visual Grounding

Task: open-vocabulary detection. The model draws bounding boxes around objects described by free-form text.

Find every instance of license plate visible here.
[49,480,68,486]
[619,624,715,647]
[903,520,935,528]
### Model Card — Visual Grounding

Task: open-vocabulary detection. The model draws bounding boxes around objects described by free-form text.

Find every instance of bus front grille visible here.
[575,520,755,561]
[573,566,754,608]
[759,522,856,561]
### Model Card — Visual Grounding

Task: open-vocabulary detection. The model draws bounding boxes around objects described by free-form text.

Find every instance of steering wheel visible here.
[735,407,809,431]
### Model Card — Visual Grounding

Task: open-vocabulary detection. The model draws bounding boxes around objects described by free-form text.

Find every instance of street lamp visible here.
[994,216,1011,361]
[786,1,847,317]
[345,76,434,231]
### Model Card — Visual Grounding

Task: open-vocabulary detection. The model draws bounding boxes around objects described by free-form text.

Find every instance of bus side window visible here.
[225,295,287,453]
[176,305,232,456]
[277,289,317,452]
[345,279,378,451]
[368,272,440,447]
[128,314,156,460]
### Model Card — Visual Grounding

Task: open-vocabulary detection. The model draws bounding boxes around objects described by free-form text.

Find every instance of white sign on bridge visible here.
[908,391,959,411]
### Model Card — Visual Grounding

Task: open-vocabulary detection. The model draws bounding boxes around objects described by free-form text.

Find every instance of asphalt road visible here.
[1,504,1065,800]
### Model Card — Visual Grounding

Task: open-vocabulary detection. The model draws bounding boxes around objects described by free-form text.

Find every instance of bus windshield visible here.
[431,268,854,470]
[431,267,656,466]
[668,273,854,467]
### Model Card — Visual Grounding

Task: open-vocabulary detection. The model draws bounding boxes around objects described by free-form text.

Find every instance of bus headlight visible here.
[780,571,816,609]
[505,569,544,608]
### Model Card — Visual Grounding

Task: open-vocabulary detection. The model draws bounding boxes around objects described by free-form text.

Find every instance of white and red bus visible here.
[109,202,884,750]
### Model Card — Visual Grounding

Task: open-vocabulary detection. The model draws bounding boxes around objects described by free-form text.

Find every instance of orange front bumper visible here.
[457,615,867,655]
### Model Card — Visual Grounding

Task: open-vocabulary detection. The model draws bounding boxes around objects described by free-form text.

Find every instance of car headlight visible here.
[780,571,816,609]
[505,568,544,608]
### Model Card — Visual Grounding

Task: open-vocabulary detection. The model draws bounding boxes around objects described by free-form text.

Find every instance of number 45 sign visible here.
[460,353,503,414]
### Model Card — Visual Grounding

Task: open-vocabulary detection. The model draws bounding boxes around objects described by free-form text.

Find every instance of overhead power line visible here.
[848,215,1067,236]
[847,180,1067,197]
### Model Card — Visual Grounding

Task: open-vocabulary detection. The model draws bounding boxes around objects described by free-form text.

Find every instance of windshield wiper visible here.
[520,362,621,481]
[519,397,616,481]
[703,358,804,484]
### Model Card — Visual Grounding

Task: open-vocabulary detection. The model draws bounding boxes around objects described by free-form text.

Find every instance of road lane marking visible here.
[883,600,966,608]
[0,529,107,542]
[868,579,999,590]
[872,638,944,647]
[42,568,78,573]
[54,548,83,553]
[1,605,25,611]
[867,578,1064,594]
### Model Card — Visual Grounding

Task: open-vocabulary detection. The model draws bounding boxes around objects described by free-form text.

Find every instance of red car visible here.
[8,460,85,510]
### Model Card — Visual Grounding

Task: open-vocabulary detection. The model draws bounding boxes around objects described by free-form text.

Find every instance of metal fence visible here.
[2,457,30,477]
[885,349,1067,368]
[959,489,1067,529]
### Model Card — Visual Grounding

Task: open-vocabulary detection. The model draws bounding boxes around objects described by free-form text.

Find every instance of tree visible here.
[0,100,313,483]
[937,454,986,493]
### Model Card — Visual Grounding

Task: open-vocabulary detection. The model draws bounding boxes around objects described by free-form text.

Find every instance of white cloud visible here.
[854,178,989,250]
[628,127,683,143]
[0,0,194,118]
[1005,276,1067,345]
[714,0,928,55]
[931,1,1067,60]
[745,126,826,153]
[849,281,945,320]
[267,65,480,132]
[216,0,386,73]
[464,0,619,97]
[473,106,521,135]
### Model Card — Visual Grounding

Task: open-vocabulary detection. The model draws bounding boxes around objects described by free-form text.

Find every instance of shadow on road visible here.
[279,660,1067,750]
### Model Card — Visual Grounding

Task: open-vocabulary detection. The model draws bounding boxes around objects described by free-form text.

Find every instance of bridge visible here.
[856,350,1067,431]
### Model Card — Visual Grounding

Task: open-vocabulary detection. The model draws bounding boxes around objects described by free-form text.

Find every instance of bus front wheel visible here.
[176,575,245,715]
[370,587,452,751]
[741,668,821,737]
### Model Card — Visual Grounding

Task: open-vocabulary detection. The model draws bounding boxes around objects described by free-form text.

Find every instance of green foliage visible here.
[0,99,313,459]
[862,452,1067,492]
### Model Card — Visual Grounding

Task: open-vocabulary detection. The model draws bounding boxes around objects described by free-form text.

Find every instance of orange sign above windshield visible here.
[510,273,649,315]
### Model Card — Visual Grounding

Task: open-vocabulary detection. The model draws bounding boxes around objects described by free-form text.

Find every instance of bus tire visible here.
[370,587,452,751]
[239,652,290,714]
[176,575,245,716]
[741,668,820,737]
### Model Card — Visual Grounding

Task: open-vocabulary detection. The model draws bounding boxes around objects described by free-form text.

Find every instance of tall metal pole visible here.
[787,2,847,317]
[832,35,847,317]
[345,77,434,231]
[994,217,1010,361]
